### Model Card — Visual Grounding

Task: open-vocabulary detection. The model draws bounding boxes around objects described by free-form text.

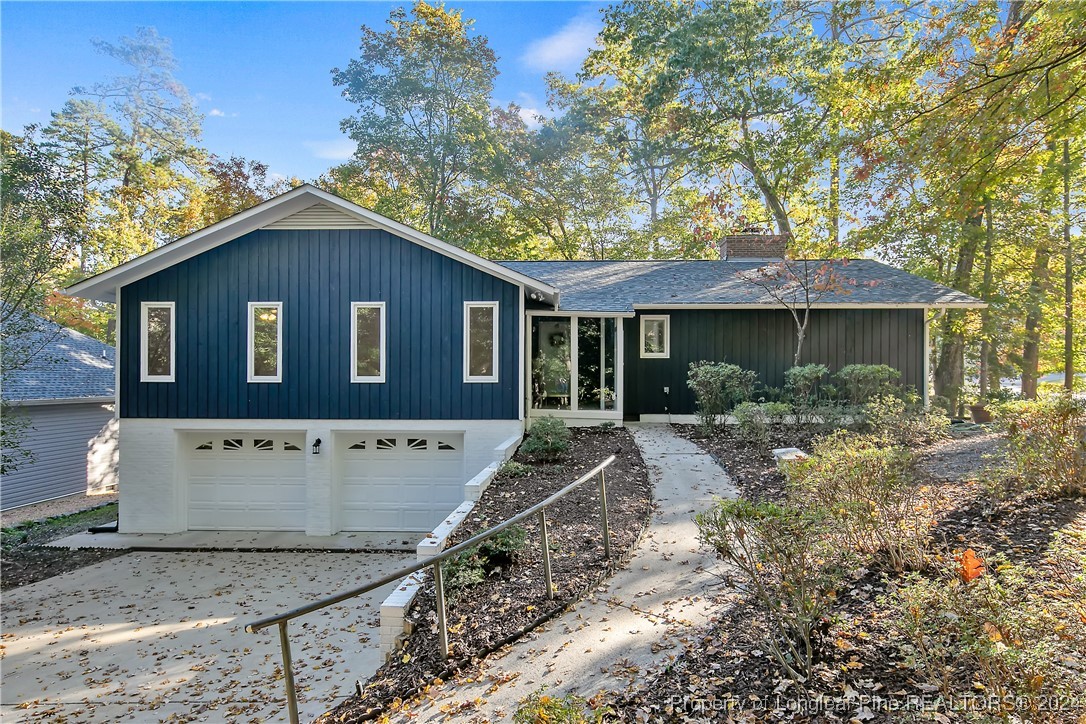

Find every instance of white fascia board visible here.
[526,309,636,318]
[64,184,560,303]
[9,396,115,407]
[630,301,987,310]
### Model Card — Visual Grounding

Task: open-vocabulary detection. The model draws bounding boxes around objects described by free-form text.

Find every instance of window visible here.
[464,301,499,383]
[351,302,386,383]
[140,302,175,382]
[248,302,282,382]
[640,315,670,358]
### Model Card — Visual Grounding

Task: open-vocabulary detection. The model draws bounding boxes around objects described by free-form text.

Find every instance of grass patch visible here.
[2,503,118,549]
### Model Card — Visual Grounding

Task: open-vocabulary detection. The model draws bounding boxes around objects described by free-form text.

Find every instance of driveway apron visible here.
[395,424,737,722]
[1,550,412,723]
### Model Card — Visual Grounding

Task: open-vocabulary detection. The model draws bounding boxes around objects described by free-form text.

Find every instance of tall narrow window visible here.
[351,302,386,383]
[640,315,670,358]
[140,302,175,382]
[248,302,282,382]
[464,301,499,383]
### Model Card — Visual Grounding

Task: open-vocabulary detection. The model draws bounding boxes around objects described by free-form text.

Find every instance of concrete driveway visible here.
[1,550,413,723]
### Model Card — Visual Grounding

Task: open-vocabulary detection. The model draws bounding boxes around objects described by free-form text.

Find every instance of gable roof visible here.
[65,185,558,304]
[498,259,984,313]
[2,317,115,404]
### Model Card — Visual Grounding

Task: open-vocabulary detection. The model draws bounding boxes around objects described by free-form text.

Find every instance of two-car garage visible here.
[183,432,466,533]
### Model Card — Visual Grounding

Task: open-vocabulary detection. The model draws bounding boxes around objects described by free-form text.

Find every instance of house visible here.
[65,185,982,536]
[1,318,117,511]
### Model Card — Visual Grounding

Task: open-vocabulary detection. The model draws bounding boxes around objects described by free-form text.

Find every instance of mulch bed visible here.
[1,503,127,591]
[611,426,1086,723]
[319,426,653,722]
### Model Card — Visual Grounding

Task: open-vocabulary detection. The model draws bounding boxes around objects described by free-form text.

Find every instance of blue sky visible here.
[2,1,606,180]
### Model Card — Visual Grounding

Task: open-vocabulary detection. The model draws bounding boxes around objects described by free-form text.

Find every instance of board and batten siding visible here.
[118,228,520,420]
[0,402,114,510]
[623,308,925,417]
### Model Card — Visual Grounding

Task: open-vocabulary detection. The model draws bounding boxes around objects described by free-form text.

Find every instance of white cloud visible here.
[303,139,356,161]
[514,92,551,129]
[208,108,225,117]
[520,12,600,73]
[194,92,213,102]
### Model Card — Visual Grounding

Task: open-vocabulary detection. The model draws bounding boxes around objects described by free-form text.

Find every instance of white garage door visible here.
[339,434,466,532]
[187,433,306,531]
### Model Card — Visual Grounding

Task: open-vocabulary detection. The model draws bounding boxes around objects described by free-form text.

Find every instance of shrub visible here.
[784,363,830,407]
[890,548,1086,715]
[687,361,758,434]
[733,401,789,452]
[862,393,950,447]
[522,416,571,462]
[441,525,527,602]
[998,393,1086,497]
[498,460,532,479]
[513,689,610,724]
[785,432,928,571]
[695,498,851,682]
[836,364,901,404]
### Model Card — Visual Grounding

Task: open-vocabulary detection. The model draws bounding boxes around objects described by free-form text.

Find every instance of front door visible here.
[530,315,620,420]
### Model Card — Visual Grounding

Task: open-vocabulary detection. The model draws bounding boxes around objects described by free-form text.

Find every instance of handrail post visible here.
[538,510,554,599]
[433,562,449,659]
[278,621,300,724]
[598,468,612,560]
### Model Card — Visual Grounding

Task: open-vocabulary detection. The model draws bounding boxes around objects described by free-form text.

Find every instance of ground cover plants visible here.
[1,503,126,590]
[619,381,1085,722]
[319,422,652,722]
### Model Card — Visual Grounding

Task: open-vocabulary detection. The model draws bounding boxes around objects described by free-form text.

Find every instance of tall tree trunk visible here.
[934,210,983,412]
[1064,138,1075,391]
[1021,243,1052,399]
[978,198,996,397]
[739,116,792,236]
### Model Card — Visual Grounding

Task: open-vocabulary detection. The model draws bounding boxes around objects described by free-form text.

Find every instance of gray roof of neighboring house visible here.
[499,259,983,313]
[2,318,115,403]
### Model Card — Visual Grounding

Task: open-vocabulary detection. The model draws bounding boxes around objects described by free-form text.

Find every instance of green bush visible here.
[442,525,527,602]
[998,393,1086,497]
[862,393,950,447]
[836,364,901,404]
[498,460,532,479]
[786,432,928,571]
[890,547,1086,713]
[733,401,790,452]
[687,361,758,434]
[695,498,851,682]
[784,363,830,407]
[514,688,610,723]
[522,416,571,462]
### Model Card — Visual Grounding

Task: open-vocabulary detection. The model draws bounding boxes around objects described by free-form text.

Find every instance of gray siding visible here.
[623,308,925,417]
[1,403,114,510]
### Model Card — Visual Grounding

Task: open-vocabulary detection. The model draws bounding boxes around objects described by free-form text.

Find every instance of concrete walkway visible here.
[50,529,423,552]
[391,424,737,722]
[1,550,412,723]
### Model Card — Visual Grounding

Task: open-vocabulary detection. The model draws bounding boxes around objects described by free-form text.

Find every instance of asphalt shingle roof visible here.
[500,259,982,313]
[2,318,115,403]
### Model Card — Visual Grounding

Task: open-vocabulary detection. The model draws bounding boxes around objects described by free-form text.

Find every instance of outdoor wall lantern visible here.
[312,438,322,455]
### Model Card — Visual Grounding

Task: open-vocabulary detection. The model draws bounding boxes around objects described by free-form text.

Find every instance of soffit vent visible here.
[263,203,376,230]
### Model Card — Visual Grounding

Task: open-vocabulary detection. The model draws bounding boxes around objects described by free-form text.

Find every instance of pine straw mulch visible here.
[319,426,653,723]
[610,426,1086,723]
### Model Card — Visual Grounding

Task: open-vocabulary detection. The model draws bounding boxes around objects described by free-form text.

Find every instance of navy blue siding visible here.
[623,308,925,417]
[120,229,520,420]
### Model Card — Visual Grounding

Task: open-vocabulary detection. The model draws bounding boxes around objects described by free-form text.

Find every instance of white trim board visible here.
[64,185,559,304]
[631,301,986,310]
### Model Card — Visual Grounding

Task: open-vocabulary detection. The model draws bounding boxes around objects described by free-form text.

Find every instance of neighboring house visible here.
[65,185,982,536]
[1,319,116,511]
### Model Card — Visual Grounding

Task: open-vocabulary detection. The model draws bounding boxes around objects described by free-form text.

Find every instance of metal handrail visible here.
[246,454,616,724]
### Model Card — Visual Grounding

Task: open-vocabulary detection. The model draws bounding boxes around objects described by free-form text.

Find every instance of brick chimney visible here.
[719,231,790,260]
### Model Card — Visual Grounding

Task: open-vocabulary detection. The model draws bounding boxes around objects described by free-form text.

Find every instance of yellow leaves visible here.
[401,653,411,664]
[982,621,1002,642]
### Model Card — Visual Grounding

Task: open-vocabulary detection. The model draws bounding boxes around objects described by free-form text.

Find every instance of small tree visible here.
[731,257,871,365]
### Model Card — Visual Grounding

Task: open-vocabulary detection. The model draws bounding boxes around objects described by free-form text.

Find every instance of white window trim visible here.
[464,301,500,383]
[351,301,386,383]
[639,314,670,359]
[247,301,283,383]
[140,301,175,382]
